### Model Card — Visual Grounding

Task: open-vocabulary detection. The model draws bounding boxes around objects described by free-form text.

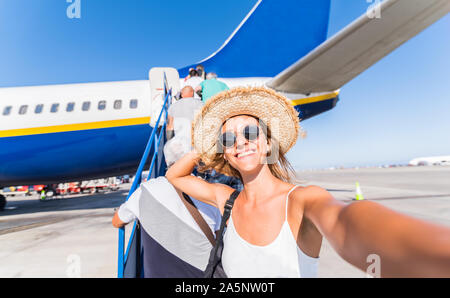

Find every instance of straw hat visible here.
[191,86,301,165]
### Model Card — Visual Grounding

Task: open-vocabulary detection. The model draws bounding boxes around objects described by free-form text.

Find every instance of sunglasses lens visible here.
[219,126,259,148]
[220,132,236,148]
[244,125,259,141]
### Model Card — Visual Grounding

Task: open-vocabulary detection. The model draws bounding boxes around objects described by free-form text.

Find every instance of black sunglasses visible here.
[219,125,260,148]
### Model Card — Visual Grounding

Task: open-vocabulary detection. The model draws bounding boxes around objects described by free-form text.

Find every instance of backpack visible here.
[203,190,240,278]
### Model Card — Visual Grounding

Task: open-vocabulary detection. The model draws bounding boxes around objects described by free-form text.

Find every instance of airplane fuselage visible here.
[0,78,339,187]
[0,80,152,186]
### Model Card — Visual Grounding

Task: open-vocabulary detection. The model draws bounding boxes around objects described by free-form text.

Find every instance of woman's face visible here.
[220,115,269,174]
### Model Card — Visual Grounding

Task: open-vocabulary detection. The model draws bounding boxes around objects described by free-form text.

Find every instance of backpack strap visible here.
[181,192,216,246]
[218,190,240,235]
[204,190,240,278]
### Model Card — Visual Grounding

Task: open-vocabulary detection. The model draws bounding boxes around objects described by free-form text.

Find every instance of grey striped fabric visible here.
[138,177,216,271]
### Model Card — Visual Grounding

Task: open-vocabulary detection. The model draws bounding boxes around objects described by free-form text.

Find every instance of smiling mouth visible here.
[236,150,256,158]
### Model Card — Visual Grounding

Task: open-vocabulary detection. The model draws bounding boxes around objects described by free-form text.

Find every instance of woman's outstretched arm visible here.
[297,185,450,277]
[166,151,234,211]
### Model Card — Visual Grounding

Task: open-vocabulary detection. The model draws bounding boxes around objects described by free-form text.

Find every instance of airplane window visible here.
[19,105,28,115]
[66,102,75,112]
[130,99,138,109]
[51,103,59,113]
[35,104,43,114]
[98,100,106,111]
[114,100,122,110]
[3,106,12,116]
[82,101,90,111]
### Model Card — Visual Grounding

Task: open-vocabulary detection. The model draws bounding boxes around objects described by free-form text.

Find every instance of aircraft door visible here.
[149,67,180,128]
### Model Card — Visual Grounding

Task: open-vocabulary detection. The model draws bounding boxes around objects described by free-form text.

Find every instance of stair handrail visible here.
[117,75,172,278]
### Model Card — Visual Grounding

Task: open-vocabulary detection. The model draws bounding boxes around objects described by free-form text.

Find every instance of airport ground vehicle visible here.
[67,182,81,194]
[32,185,45,193]
[120,175,131,183]
[54,183,82,196]
[1,186,30,196]
[80,178,120,194]
[0,179,118,207]
[80,179,107,193]
[56,183,69,196]
[106,177,120,191]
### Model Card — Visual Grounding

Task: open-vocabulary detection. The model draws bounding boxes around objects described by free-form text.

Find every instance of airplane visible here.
[409,156,450,166]
[0,0,449,210]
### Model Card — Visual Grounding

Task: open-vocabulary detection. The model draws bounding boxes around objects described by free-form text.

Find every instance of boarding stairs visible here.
[117,68,180,278]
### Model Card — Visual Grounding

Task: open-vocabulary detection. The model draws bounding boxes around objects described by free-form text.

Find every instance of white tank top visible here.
[221,185,319,278]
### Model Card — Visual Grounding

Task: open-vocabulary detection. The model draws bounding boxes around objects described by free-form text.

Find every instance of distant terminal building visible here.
[409,156,450,166]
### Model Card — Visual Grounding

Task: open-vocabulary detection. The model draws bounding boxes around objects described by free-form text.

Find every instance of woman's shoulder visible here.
[290,184,332,204]
[285,185,333,218]
[293,184,328,193]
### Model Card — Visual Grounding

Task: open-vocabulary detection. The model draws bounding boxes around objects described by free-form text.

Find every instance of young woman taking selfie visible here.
[166,87,450,278]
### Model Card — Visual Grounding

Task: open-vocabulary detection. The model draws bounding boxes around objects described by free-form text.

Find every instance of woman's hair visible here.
[197,115,297,183]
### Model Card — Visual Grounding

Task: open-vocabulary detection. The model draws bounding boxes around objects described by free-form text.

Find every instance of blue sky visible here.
[289,1,450,169]
[0,0,449,169]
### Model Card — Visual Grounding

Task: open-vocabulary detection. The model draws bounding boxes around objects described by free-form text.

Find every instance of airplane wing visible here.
[267,0,450,94]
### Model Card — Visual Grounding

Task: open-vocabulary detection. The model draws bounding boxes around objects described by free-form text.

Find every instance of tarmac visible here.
[0,166,449,278]
[0,187,127,278]
[299,165,450,277]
